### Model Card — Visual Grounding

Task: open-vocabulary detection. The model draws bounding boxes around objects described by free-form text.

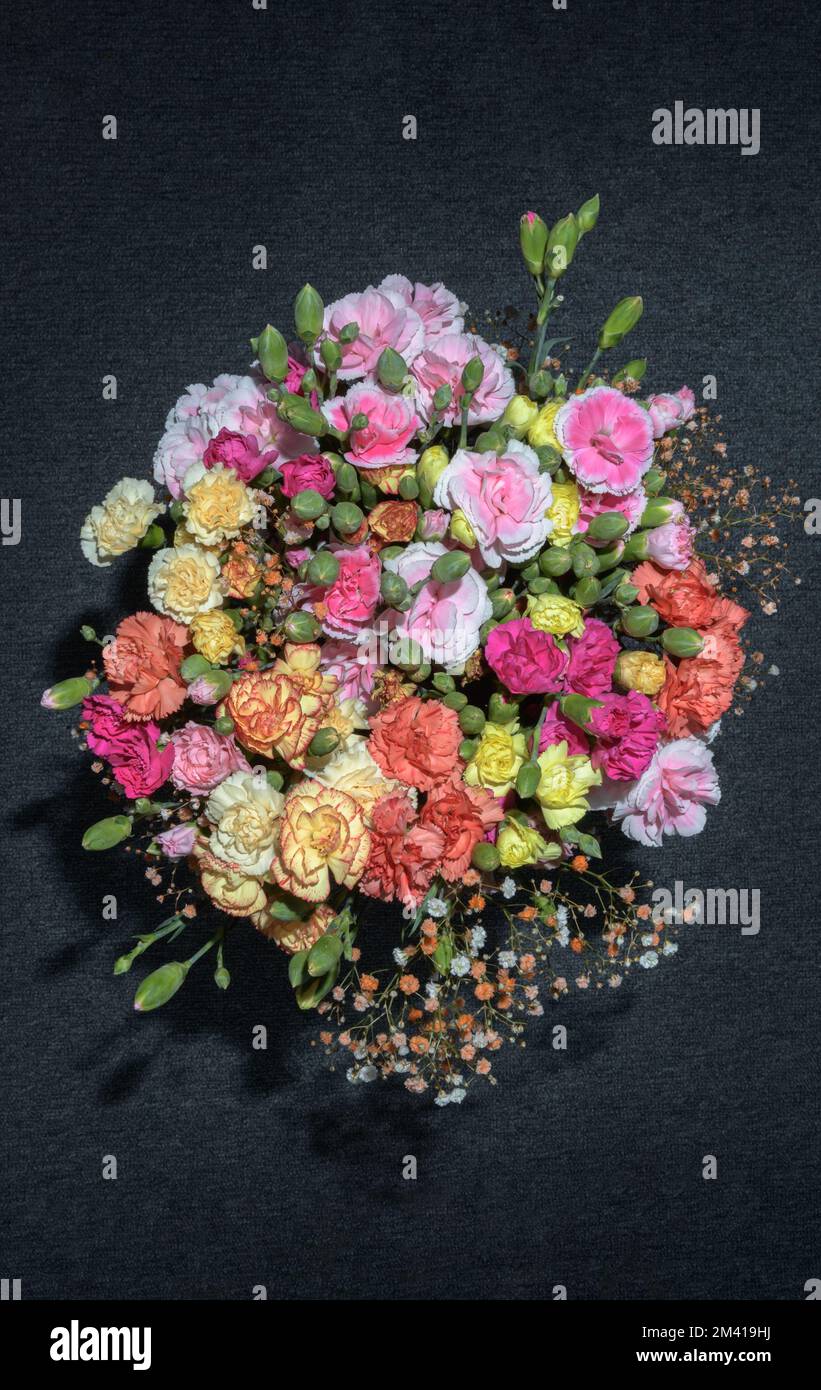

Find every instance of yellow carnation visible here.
[204,770,284,876]
[501,395,539,439]
[197,849,268,918]
[147,543,223,623]
[528,592,584,638]
[80,478,164,567]
[614,650,666,696]
[546,479,580,547]
[464,721,527,796]
[190,610,245,665]
[497,819,559,869]
[270,782,371,903]
[527,399,563,451]
[535,740,601,830]
[182,462,256,545]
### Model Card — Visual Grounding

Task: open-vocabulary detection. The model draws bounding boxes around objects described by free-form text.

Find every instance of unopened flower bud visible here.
[257,324,289,381]
[417,445,449,504]
[539,546,573,577]
[501,395,539,439]
[620,604,659,637]
[294,283,324,345]
[330,501,364,535]
[546,213,579,276]
[515,763,541,799]
[417,508,449,542]
[82,815,132,851]
[432,383,453,413]
[586,512,629,543]
[41,676,93,709]
[307,727,340,758]
[283,611,321,642]
[320,337,342,372]
[639,496,682,528]
[338,321,359,344]
[134,961,189,1013]
[380,571,409,606]
[661,627,704,658]
[576,193,600,236]
[471,841,500,872]
[431,550,471,584]
[307,551,340,586]
[519,211,548,276]
[459,705,486,736]
[461,355,485,394]
[377,347,407,390]
[598,296,644,351]
[449,509,477,549]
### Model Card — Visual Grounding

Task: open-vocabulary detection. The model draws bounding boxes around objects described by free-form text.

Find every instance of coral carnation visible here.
[368,696,462,791]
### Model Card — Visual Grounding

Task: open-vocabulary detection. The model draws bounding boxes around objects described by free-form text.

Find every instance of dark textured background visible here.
[2,0,820,1300]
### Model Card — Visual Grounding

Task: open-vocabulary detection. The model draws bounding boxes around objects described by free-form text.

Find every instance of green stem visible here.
[459,401,470,448]
[529,278,556,376]
[576,347,602,392]
[186,926,224,970]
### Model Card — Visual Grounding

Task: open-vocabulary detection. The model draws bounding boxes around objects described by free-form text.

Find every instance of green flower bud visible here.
[501,395,539,440]
[621,604,659,637]
[295,959,341,1009]
[594,543,626,572]
[431,550,471,584]
[661,627,705,658]
[82,815,133,851]
[288,949,310,989]
[283,611,321,642]
[180,654,212,682]
[576,193,600,236]
[134,961,189,1013]
[488,692,519,724]
[330,501,364,535]
[528,577,557,596]
[257,324,289,381]
[571,542,600,577]
[559,693,604,728]
[473,427,506,453]
[471,841,500,872]
[409,661,431,683]
[294,283,324,345]
[516,762,541,799]
[377,347,407,390]
[459,705,486,736]
[586,512,629,543]
[307,551,340,586]
[643,467,667,495]
[546,213,579,276]
[80,625,98,642]
[539,547,573,577]
[432,671,456,693]
[277,393,327,436]
[598,296,644,351]
[519,211,549,276]
[611,357,647,385]
[320,337,342,372]
[138,523,166,551]
[491,588,516,619]
[571,576,602,607]
[459,737,478,761]
[338,321,359,344]
[398,473,419,500]
[291,488,327,522]
[461,355,485,393]
[359,479,378,510]
[214,715,235,735]
[621,531,650,564]
[214,966,231,991]
[639,496,679,528]
[307,727,340,758]
[41,676,94,710]
[417,445,449,505]
[391,637,424,671]
[520,561,541,583]
[530,371,554,400]
[614,581,639,606]
[427,382,451,414]
[350,412,369,432]
[266,770,284,791]
[307,932,344,978]
[380,571,409,606]
[442,691,468,712]
[335,462,359,495]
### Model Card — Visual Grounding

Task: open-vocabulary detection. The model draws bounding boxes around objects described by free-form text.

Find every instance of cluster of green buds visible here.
[287,907,356,1009]
[519,195,599,283]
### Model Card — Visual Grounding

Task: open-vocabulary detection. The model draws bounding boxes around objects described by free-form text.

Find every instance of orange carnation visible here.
[270,781,370,902]
[103,610,188,721]
[368,499,419,544]
[224,643,337,767]
[657,628,745,737]
[418,774,504,881]
[368,695,462,791]
[632,559,748,635]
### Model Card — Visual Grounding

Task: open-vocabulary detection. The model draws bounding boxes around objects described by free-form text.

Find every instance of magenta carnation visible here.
[538,706,590,758]
[555,386,654,496]
[588,691,666,781]
[279,453,336,500]
[565,619,620,698]
[485,618,568,696]
[202,428,273,483]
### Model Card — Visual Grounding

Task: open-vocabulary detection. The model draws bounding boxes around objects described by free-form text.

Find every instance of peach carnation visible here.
[418,774,504,881]
[103,611,188,721]
[632,559,749,635]
[368,695,462,791]
[269,781,371,902]
[251,902,335,954]
[223,643,337,767]
[358,791,445,908]
[657,629,745,737]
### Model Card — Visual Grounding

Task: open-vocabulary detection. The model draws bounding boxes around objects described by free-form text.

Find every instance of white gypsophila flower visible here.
[470,926,486,951]
[393,948,408,968]
[641,933,656,946]
[449,1088,467,1104]
[556,926,570,947]
[425,981,440,999]
[497,951,517,969]
[426,897,449,919]
[557,904,569,927]
[450,954,471,977]
[472,1031,488,1048]
[663,942,679,956]
[639,951,659,969]
[394,1060,410,1074]
[501,877,516,899]
[434,1093,451,1106]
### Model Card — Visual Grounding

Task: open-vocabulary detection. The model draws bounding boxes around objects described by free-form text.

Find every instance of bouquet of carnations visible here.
[43,198,755,1101]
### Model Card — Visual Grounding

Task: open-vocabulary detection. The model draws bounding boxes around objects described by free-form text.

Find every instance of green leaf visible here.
[82,815,133,851]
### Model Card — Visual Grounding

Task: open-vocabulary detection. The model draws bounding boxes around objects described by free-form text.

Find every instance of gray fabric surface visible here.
[1,0,819,1299]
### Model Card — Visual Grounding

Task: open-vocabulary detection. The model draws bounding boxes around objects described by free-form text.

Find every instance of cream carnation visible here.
[80,478,165,567]
[204,769,285,877]
[148,544,223,623]
[181,461,256,545]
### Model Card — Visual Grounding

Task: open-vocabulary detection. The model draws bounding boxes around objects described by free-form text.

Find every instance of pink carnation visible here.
[611,737,720,846]
[323,382,419,468]
[279,453,336,499]
[170,721,251,794]
[411,332,515,426]
[647,387,696,438]
[398,559,492,670]
[322,544,381,640]
[645,517,694,571]
[378,274,464,341]
[555,386,654,496]
[320,638,379,703]
[588,691,666,781]
[86,703,175,799]
[319,286,425,381]
[538,706,590,758]
[485,618,568,696]
[565,619,620,698]
[433,442,553,569]
[202,428,274,482]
